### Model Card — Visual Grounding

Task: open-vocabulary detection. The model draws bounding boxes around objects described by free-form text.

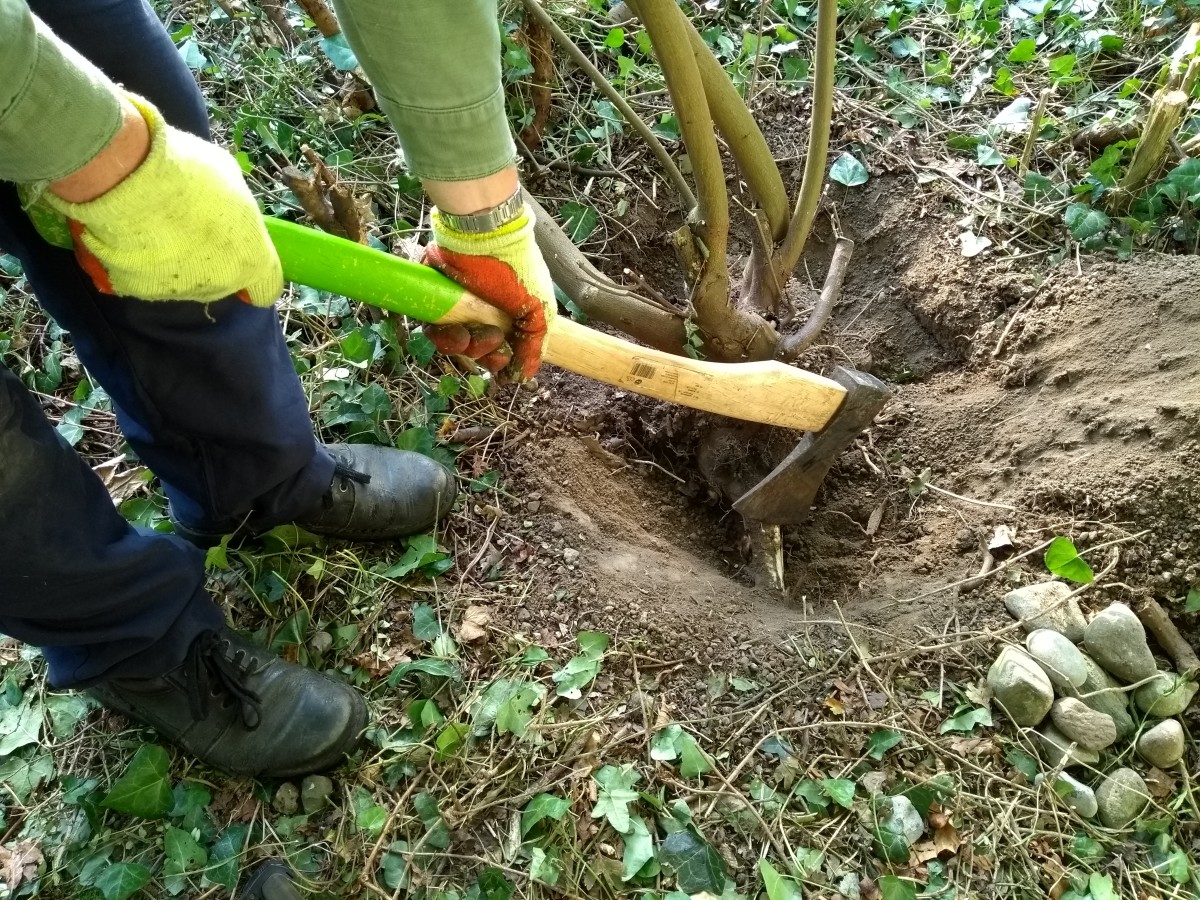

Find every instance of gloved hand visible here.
[422,203,556,381]
[37,94,282,306]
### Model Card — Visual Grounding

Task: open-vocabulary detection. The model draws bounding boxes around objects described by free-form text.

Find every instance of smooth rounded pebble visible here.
[1035,771,1098,818]
[1134,672,1198,717]
[1095,768,1149,829]
[1138,719,1185,769]
[988,647,1054,727]
[1026,629,1088,691]
[1083,603,1158,684]
[1050,698,1117,751]
[1066,655,1136,740]
[1036,724,1101,769]
[1004,582,1087,641]
[882,795,924,844]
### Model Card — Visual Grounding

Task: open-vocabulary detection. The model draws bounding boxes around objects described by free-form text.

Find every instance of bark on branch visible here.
[524,192,687,352]
[520,0,696,214]
[775,0,836,276]
[779,236,853,361]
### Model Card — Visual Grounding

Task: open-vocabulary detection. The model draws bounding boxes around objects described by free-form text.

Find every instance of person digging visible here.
[0,0,555,777]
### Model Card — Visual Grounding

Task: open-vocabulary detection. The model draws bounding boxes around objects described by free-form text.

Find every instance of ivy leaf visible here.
[866,729,903,760]
[1044,536,1095,584]
[759,859,802,900]
[476,866,515,900]
[529,847,561,886]
[1186,587,1200,613]
[939,706,992,734]
[561,201,600,243]
[497,682,545,736]
[522,793,572,836]
[1088,873,1118,900]
[384,533,449,579]
[102,744,173,819]
[1006,747,1040,780]
[93,862,151,900]
[651,725,714,777]
[1069,832,1104,862]
[1063,203,1111,244]
[0,698,42,756]
[0,751,54,802]
[822,778,857,809]
[319,32,359,70]
[435,722,469,761]
[207,824,249,889]
[659,829,726,895]
[1008,38,1036,62]
[592,764,641,834]
[796,779,831,811]
[879,874,918,900]
[829,152,869,186]
[411,602,441,641]
[387,658,460,687]
[163,825,208,893]
[622,815,656,881]
[552,631,609,699]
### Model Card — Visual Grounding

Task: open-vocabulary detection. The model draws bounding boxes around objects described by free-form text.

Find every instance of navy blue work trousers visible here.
[0,0,335,686]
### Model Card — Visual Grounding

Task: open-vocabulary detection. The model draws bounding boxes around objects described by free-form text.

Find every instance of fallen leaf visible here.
[1039,857,1068,900]
[867,691,888,710]
[933,823,960,855]
[1144,767,1177,799]
[458,605,491,643]
[824,695,847,716]
[948,736,997,755]
[959,230,992,258]
[0,841,43,891]
[913,841,941,863]
[92,457,149,505]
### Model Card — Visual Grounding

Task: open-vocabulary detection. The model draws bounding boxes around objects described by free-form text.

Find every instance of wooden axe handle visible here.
[264,217,847,431]
[440,292,845,431]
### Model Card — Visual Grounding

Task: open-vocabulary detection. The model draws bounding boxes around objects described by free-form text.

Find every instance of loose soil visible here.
[467,172,1200,723]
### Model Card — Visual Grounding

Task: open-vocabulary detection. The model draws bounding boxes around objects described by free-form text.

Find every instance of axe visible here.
[262,218,846,431]
[264,221,890,521]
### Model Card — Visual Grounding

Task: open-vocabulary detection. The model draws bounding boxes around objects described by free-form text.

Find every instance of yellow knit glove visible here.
[39,95,282,306]
[423,205,557,380]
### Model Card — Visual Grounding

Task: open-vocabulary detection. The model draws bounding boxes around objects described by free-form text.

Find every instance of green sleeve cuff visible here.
[0,0,123,184]
[332,0,517,182]
[378,85,516,182]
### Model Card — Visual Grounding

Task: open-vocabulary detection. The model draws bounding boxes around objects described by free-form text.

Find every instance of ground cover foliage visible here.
[2,0,1200,898]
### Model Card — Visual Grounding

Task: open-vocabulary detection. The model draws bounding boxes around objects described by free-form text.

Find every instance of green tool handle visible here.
[263,218,469,324]
[28,208,479,327]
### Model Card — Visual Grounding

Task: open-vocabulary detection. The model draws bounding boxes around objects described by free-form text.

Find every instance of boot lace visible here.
[323,459,371,507]
[185,631,264,728]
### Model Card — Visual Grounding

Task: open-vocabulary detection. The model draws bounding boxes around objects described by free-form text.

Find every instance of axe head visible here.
[732,367,890,525]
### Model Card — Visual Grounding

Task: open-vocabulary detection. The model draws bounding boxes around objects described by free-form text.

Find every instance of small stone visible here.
[1138,719,1185,768]
[1134,672,1198,717]
[526,500,541,514]
[301,775,335,814]
[273,782,300,815]
[1050,698,1117,750]
[562,548,580,565]
[1025,629,1087,691]
[1066,655,1136,739]
[1083,603,1158,684]
[1035,771,1098,818]
[1005,582,1087,640]
[1095,768,1149,829]
[550,522,563,535]
[881,794,924,844]
[1035,724,1101,769]
[309,631,333,654]
[987,647,1054,727]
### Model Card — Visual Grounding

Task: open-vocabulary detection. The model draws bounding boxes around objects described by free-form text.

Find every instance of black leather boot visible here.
[295,444,457,541]
[172,443,457,546]
[88,627,367,778]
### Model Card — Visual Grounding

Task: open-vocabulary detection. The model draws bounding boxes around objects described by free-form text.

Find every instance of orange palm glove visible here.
[422,204,556,381]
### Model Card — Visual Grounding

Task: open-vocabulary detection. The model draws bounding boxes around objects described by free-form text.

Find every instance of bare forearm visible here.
[422,166,519,216]
[49,97,149,202]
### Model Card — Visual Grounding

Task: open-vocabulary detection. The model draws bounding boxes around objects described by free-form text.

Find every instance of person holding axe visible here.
[0,0,555,776]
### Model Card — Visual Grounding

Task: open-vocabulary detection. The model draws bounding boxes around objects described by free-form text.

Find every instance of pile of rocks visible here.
[987,582,1194,828]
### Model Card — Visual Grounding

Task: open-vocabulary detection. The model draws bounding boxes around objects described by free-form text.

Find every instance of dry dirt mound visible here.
[496,177,1200,676]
